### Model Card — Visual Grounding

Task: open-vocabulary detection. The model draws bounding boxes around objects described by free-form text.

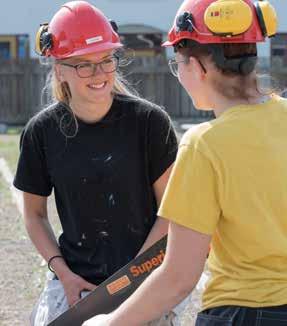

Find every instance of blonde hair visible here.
[49,68,139,104]
[41,58,143,137]
[42,46,146,106]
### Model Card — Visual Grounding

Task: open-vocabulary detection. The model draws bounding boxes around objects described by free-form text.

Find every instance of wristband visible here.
[48,255,64,272]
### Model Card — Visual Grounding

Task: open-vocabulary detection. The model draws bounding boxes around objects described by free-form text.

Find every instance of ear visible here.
[189,57,206,80]
[54,64,65,82]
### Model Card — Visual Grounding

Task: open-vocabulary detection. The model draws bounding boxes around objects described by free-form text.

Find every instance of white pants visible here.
[30,271,190,326]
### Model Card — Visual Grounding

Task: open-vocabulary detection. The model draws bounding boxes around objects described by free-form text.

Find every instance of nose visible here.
[92,63,105,76]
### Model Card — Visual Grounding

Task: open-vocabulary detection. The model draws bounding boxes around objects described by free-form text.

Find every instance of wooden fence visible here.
[0,57,214,125]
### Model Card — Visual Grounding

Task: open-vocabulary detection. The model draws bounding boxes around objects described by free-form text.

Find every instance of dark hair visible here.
[175,40,261,100]
[175,40,257,76]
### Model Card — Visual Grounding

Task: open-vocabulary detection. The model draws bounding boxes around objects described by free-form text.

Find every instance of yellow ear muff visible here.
[35,23,49,56]
[254,1,277,38]
[204,0,253,36]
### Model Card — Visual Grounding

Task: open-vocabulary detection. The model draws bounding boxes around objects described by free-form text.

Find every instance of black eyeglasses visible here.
[59,56,119,78]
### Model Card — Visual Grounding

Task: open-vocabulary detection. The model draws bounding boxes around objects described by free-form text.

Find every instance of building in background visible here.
[0,0,286,126]
[118,24,165,57]
[0,0,284,63]
[270,33,287,88]
[0,0,183,58]
[0,34,30,60]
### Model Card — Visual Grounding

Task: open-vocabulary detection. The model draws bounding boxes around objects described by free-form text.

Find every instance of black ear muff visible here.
[109,20,119,33]
[254,0,277,38]
[35,23,53,56]
[176,12,194,33]
[219,56,257,75]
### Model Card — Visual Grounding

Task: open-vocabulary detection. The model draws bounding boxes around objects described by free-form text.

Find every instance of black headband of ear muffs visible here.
[209,45,257,75]
[173,40,257,76]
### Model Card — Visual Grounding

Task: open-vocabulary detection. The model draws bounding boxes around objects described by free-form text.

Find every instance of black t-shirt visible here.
[14,95,178,284]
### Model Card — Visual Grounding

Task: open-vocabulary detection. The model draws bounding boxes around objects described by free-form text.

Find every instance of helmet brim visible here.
[162,40,173,47]
[53,42,123,59]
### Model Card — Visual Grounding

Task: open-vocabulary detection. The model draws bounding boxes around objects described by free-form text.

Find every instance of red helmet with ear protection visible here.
[163,0,277,46]
[35,1,123,59]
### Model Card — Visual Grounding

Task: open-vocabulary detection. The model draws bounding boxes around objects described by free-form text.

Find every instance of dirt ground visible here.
[0,179,204,326]
[0,133,205,326]
[0,173,61,326]
[0,174,43,325]
[0,135,59,325]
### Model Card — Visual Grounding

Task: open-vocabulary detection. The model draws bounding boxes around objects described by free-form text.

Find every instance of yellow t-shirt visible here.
[158,95,287,310]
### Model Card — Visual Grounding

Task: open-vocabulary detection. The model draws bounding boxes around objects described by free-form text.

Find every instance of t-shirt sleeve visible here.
[158,142,221,235]
[147,107,178,184]
[13,118,53,196]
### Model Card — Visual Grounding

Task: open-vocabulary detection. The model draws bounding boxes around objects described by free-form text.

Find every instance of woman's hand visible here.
[60,271,97,306]
[82,314,112,326]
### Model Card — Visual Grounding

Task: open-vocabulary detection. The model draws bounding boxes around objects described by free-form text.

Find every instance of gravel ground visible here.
[0,171,207,326]
[0,175,44,326]
[0,132,206,326]
[0,134,61,325]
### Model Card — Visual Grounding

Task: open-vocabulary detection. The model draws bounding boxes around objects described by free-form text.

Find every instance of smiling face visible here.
[55,50,117,108]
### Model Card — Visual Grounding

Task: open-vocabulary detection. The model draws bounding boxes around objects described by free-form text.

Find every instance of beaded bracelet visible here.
[48,255,64,272]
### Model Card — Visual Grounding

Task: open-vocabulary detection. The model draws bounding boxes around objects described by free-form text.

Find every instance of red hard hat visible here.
[163,0,277,46]
[40,1,123,59]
